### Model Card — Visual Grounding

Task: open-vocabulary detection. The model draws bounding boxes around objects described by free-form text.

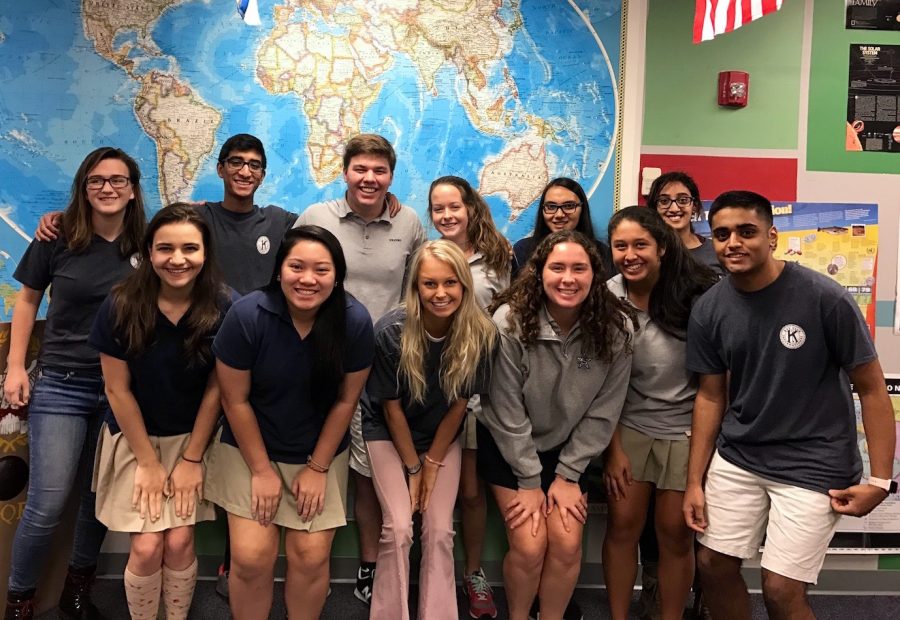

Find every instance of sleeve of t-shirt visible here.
[212,300,257,371]
[13,238,57,291]
[87,295,128,360]
[823,291,878,371]
[344,302,375,373]
[365,322,402,401]
[686,304,726,375]
[465,342,494,398]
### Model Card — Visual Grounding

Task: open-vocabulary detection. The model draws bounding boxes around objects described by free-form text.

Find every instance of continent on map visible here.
[0,284,17,317]
[133,72,222,204]
[256,4,388,185]
[479,138,549,219]
[82,0,189,72]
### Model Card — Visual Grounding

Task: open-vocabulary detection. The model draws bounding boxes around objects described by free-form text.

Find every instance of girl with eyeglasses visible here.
[480,230,633,620]
[511,177,615,280]
[426,176,509,618]
[602,207,719,620]
[646,172,724,276]
[4,147,146,620]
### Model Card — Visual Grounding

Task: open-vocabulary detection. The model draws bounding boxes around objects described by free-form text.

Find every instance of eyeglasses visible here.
[542,201,581,214]
[223,157,264,173]
[655,195,694,209]
[85,175,130,190]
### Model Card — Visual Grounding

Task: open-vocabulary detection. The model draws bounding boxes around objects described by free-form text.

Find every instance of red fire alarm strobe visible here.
[718,70,749,107]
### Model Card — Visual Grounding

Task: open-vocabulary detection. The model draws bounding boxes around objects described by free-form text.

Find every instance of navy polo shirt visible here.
[212,288,375,463]
[89,291,235,436]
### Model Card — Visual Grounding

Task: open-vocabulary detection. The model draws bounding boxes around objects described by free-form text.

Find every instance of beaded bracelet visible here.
[306,455,329,473]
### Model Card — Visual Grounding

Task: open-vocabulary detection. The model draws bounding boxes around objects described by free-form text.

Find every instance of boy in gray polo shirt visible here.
[683,190,895,620]
[294,133,425,604]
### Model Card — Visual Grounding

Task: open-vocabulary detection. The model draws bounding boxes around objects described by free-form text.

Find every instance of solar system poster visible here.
[846,44,900,153]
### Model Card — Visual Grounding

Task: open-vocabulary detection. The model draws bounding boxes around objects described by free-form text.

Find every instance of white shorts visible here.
[699,451,840,584]
[349,403,371,477]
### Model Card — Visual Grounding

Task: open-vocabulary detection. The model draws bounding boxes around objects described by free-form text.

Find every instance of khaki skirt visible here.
[204,438,349,532]
[92,423,216,533]
[619,424,690,491]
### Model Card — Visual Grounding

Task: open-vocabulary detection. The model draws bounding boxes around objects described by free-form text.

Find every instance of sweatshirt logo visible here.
[779,324,806,350]
[577,355,592,369]
[256,235,271,255]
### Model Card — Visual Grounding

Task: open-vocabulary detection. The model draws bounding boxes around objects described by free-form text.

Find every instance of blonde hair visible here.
[400,240,497,404]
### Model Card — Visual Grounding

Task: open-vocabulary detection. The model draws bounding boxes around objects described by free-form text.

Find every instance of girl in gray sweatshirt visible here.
[478,229,633,620]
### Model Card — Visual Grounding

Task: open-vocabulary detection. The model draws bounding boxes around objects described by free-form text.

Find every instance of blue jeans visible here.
[7,367,109,593]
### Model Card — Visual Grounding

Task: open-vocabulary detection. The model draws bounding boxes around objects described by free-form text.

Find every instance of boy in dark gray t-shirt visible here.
[683,191,895,620]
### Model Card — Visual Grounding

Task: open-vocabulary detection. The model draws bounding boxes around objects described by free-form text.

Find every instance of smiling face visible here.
[542,241,593,317]
[541,185,583,233]
[429,183,470,248]
[710,206,777,281]
[217,148,265,201]
[150,222,206,294]
[279,239,336,317]
[85,157,134,219]
[655,181,696,234]
[610,219,664,288]
[343,153,392,216]
[416,254,463,332]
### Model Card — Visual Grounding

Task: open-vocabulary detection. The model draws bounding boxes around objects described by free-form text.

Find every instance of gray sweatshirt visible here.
[479,303,632,488]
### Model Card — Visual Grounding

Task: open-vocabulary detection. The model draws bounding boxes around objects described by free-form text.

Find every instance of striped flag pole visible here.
[693,0,784,44]
[236,0,261,26]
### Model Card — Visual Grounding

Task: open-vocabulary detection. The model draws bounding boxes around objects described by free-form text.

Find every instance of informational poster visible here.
[695,202,879,337]
[846,44,900,153]
[846,0,900,31]
[835,375,900,533]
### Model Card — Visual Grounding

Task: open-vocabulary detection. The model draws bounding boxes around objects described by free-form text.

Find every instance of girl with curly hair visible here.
[479,230,633,620]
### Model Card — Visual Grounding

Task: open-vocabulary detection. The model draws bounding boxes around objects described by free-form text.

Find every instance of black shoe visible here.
[354,563,375,605]
[4,590,35,620]
[58,566,106,620]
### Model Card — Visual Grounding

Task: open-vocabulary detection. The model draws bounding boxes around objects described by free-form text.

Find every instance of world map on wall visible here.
[0,0,621,320]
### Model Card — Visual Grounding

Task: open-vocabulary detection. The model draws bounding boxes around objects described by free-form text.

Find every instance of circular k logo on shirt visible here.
[256,235,271,255]
[779,324,806,349]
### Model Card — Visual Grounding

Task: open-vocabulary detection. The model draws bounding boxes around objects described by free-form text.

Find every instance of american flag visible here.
[693,0,784,43]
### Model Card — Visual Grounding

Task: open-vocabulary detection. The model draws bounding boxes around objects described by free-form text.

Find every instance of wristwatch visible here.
[868,476,898,494]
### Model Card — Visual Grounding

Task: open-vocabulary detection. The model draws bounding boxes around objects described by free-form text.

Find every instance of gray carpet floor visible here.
[33,578,900,619]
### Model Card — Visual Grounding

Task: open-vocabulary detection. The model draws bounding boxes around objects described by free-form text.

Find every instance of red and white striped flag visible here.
[693,0,784,44]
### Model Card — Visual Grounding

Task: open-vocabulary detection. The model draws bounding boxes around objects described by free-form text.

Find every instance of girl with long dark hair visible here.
[205,226,374,620]
[3,147,146,620]
[88,203,231,619]
[601,206,718,620]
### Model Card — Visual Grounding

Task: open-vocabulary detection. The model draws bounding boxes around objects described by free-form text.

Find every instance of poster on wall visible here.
[846,44,900,152]
[695,202,879,337]
[846,0,900,30]
[835,374,900,533]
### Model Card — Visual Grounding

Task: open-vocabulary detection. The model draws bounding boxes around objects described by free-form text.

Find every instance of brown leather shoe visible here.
[4,591,34,620]
[58,567,106,620]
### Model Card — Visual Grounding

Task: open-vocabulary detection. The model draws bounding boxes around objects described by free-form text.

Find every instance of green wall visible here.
[643,0,804,149]
[807,0,900,173]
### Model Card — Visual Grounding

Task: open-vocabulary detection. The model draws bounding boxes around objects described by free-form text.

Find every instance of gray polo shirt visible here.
[607,275,695,439]
[295,197,426,321]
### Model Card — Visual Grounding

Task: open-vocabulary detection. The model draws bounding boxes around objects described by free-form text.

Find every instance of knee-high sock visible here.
[162,559,198,620]
[123,567,162,620]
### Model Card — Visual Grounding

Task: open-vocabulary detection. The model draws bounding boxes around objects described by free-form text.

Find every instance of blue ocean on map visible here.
[0,0,620,320]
